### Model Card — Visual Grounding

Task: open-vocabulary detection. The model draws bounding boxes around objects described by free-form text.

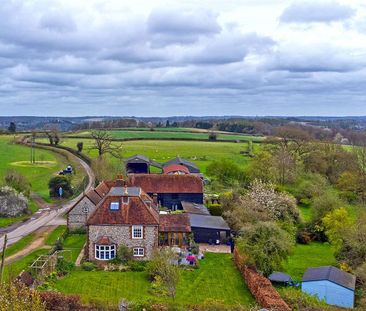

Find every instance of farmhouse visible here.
[302,266,356,308]
[87,186,160,260]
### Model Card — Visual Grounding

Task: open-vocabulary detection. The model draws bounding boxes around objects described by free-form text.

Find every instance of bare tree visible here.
[90,130,122,158]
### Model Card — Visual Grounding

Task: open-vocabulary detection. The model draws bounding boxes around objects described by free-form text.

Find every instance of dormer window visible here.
[110,202,120,210]
[122,196,129,205]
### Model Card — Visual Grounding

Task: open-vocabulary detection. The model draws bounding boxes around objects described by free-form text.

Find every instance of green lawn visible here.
[298,204,313,223]
[282,242,336,281]
[62,233,86,262]
[53,253,254,307]
[0,233,36,258]
[45,225,67,246]
[3,248,49,282]
[0,135,67,200]
[39,137,259,173]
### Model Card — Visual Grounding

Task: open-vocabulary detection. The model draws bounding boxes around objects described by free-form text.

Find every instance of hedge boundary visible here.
[234,248,291,311]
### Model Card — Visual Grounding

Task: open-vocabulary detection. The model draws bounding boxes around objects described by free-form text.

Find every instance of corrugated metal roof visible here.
[189,214,230,230]
[302,266,356,290]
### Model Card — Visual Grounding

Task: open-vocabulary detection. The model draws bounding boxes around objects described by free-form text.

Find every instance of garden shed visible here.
[188,214,230,244]
[301,266,356,308]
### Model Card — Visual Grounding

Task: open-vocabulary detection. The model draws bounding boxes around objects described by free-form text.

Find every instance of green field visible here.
[38,137,258,173]
[53,253,254,307]
[282,242,336,281]
[70,128,264,143]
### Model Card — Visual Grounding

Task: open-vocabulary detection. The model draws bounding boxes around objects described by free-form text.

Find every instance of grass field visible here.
[0,233,36,258]
[63,233,86,262]
[45,225,67,246]
[0,135,87,200]
[53,253,254,306]
[282,242,336,281]
[69,129,264,142]
[38,137,259,173]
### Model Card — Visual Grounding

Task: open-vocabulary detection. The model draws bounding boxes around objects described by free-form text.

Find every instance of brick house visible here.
[86,186,160,261]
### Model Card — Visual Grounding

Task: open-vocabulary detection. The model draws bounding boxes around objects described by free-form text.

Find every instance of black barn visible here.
[125,154,162,174]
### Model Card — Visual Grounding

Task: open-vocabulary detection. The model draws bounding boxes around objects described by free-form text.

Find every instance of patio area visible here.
[199,243,231,253]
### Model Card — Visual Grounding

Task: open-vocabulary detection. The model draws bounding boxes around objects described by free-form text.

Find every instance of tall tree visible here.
[8,122,16,133]
[90,130,122,158]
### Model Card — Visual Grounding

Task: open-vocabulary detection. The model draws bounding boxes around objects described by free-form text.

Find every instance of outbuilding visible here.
[188,214,230,244]
[301,266,356,308]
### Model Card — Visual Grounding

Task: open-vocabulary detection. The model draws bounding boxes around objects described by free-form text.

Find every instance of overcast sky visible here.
[1,0,366,117]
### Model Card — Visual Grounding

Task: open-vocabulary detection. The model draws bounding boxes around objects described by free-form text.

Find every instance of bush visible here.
[76,142,83,153]
[118,245,133,262]
[207,204,223,216]
[81,261,97,271]
[48,176,73,198]
[0,281,45,310]
[296,230,312,244]
[128,260,147,272]
[40,291,83,311]
[236,222,294,276]
[4,170,31,197]
[56,258,75,275]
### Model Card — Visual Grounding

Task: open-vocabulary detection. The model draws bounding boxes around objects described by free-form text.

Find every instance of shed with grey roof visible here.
[125,154,163,174]
[188,214,230,244]
[301,266,356,308]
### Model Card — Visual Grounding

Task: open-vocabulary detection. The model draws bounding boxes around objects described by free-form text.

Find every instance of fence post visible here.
[0,234,8,282]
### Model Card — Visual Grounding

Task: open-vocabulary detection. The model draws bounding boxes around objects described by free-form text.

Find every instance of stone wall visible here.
[88,225,158,260]
[234,248,291,311]
[67,196,96,231]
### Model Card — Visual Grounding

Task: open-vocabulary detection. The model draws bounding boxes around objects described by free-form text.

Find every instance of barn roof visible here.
[159,213,191,233]
[163,164,190,175]
[302,266,356,290]
[127,174,203,194]
[181,201,210,215]
[163,157,200,173]
[126,154,163,168]
[188,214,230,230]
[88,187,159,226]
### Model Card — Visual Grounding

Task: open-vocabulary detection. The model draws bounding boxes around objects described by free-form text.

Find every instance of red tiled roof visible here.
[88,195,159,226]
[127,174,203,194]
[95,181,111,197]
[159,214,191,233]
[163,164,190,175]
[85,189,102,205]
[96,236,115,245]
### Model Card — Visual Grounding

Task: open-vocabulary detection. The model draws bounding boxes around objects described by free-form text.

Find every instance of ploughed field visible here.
[52,253,255,307]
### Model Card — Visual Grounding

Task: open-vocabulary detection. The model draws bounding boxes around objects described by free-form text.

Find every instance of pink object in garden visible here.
[186,255,196,263]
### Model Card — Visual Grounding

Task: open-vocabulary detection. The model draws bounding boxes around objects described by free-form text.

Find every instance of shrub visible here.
[48,176,73,198]
[128,260,147,272]
[147,248,180,299]
[4,169,31,197]
[81,261,97,271]
[76,142,83,153]
[40,291,83,311]
[236,222,294,276]
[56,258,75,275]
[0,281,45,310]
[296,230,312,244]
[118,245,133,262]
[207,204,223,216]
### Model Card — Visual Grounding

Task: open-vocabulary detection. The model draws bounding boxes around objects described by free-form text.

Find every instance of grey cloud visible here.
[148,9,221,35]
[39,12,77,33]
[280,1,355,23]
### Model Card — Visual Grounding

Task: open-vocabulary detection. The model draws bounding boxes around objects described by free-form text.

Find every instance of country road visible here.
[0,146,95,249]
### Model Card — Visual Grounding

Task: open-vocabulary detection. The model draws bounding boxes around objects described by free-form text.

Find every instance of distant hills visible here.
[1,115,366,131]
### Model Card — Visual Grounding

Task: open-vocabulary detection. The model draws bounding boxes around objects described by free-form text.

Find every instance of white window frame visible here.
[110,201,120,210]
[95,244,116,260]
[133,248,144,257]
[132,225,143,239]
[122,196,129,204]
